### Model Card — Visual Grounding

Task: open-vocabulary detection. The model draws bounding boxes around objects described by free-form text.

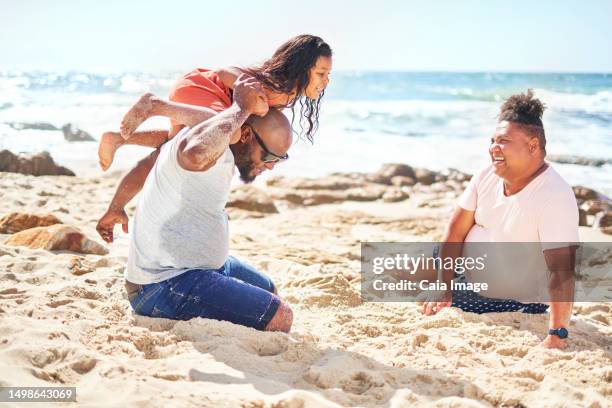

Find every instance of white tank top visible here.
[126,127,235,284]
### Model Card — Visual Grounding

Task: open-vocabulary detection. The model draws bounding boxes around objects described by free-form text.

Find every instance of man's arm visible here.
[96,149,159,243]
[423,206,475,315]
[177,74,267,171]
[540,246,576,349]
[96,75,266,242]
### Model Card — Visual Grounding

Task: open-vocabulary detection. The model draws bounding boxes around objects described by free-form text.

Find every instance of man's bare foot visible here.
[98,131,123,171]
[120,92,158,139]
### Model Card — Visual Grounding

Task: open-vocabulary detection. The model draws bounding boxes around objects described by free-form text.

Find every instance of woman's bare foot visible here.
[120,93,158,139]
[98,131,123,171]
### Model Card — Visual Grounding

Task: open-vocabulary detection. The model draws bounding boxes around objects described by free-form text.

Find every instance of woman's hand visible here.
[422,290,452,315]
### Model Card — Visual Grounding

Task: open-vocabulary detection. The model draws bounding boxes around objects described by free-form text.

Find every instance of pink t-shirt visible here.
[457,164,579,301]
[459,164,579,248]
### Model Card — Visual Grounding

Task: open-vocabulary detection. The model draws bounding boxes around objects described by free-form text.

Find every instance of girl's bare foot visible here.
[98,131,123,171]
[120,92,158,139]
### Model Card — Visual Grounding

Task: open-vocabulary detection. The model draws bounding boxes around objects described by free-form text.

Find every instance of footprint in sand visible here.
[286,275,348,290]
[243,336,289,357]
[306,366,385,395]
[66,286,103,301]
[47,299,73,308]
[153,372,186,381]
[0,273,17,282]
[287,274,361,307]
[0,288,28,305]
[48,331,70,340]
[542,353,574,365]
[0,288,25,296]
[341,371,383,395]
[70,357,97,374]
[131,332,167,360]
[496,346,529,358]
[30,352,97,383]
[28,347,69,369]
[411,333,429,348]
[510,369,545,382]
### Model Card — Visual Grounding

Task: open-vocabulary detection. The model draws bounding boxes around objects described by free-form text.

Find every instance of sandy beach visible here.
[0,167,610,408]
[2,2,611,406]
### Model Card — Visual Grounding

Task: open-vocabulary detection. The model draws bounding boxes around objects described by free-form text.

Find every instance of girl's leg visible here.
[120,93,219,139]
[98,129,169,171]
[99,93,222,171]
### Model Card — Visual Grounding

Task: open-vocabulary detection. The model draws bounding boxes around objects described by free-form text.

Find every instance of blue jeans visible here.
[128,256,281,330]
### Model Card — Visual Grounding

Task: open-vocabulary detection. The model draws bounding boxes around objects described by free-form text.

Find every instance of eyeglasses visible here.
[247,125,289,164]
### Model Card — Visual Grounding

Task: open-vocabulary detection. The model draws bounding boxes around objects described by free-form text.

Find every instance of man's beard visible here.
[230,142,256,183]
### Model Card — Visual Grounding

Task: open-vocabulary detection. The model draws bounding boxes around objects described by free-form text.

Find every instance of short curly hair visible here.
[499,89,547,152]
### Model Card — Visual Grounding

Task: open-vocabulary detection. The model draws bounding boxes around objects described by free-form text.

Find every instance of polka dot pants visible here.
[451,276,548,314]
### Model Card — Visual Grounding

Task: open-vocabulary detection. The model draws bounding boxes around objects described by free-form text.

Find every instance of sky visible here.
[1,0,611,73]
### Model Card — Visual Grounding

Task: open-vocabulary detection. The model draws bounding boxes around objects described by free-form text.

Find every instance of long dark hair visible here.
[244,34,332,142]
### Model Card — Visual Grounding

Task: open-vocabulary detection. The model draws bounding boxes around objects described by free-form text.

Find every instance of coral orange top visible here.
[169,68,233,113]
[169,68,292,114]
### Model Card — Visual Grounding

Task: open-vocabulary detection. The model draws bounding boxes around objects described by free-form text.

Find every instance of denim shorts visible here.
[128,256,281,330]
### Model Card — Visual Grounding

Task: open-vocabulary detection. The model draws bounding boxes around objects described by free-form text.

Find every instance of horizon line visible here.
[0,67,611,76]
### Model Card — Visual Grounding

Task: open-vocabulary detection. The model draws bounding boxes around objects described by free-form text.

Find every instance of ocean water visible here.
[0,70,610,195]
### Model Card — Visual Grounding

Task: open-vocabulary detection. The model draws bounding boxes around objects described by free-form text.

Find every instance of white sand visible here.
[0,171,610,407]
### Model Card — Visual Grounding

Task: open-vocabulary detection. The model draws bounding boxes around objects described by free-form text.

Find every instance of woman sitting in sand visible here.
[98,34,333,171]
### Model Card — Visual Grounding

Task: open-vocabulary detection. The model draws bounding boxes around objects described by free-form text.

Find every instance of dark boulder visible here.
[61,124,95,142]
[370,164,416,185]
[0,150,75,176]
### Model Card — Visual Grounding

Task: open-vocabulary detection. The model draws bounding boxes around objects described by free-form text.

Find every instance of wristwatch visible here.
[548,327,569,339]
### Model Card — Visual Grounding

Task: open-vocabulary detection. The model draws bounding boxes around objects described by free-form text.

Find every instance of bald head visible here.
[245,109,292,156]
[231,109,292,183]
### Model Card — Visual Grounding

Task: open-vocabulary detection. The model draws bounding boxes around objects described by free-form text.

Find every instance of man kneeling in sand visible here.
[97,75,293,332]
[423,90,578,350]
